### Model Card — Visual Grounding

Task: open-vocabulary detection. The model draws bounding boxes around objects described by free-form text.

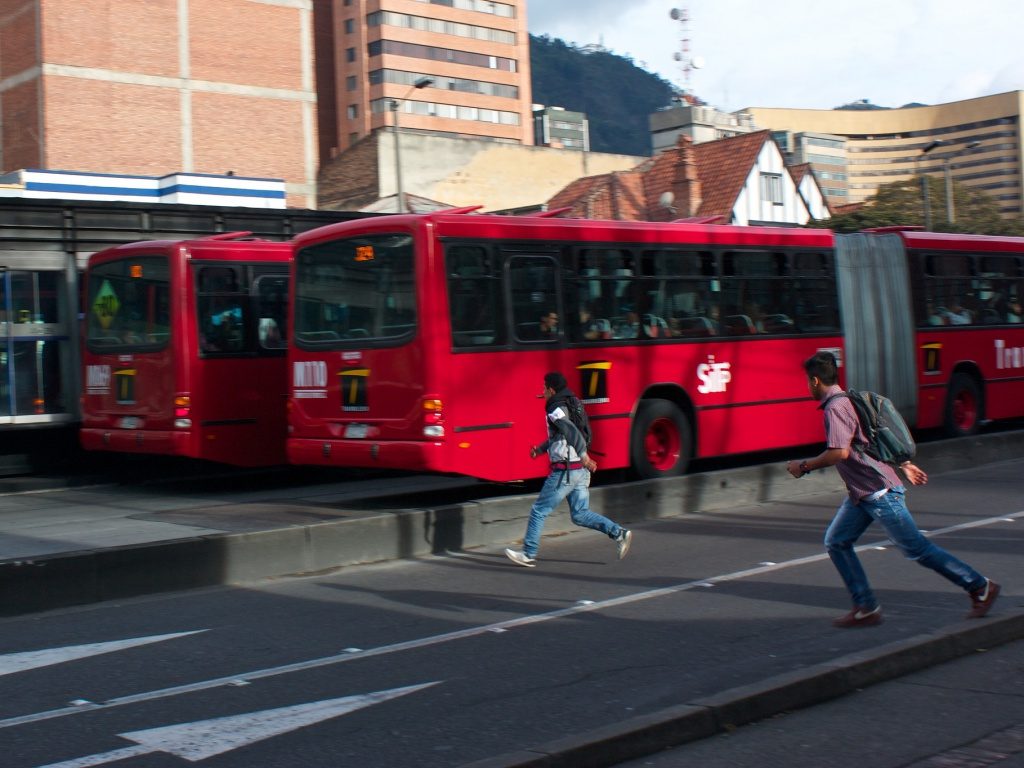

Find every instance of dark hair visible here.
[544,371,567,391]
[803,351,838,385]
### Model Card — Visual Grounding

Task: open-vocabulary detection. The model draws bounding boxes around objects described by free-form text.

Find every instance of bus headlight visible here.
[423,425,445,438]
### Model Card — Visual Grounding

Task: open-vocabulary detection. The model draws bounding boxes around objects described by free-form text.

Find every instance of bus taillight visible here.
[422,396,445,438]
[174,395,192,428]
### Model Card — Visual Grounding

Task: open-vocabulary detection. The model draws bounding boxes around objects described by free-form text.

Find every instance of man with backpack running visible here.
[504,371,633,567]
[787,351,1000,627]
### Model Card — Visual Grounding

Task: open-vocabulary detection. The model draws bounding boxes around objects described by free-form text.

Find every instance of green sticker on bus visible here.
[92,280,120,330]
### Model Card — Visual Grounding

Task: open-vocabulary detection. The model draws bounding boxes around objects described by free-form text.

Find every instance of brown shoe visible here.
[967,580,1001,619]
[832,605,883,628]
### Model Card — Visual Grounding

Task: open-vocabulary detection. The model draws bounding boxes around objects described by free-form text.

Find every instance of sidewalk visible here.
[2,430,1023,618]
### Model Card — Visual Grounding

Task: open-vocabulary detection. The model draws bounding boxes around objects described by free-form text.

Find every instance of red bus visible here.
[286,213,1024,482]
[81,233,291,466]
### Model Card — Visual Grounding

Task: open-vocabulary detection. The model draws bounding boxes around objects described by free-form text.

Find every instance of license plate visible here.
[344,423,368,439]
[119,416,141,429]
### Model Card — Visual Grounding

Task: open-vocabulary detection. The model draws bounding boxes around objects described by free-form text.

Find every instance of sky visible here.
[527,0,1024,112]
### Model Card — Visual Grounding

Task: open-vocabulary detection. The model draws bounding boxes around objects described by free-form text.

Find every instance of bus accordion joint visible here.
[174,394,192,429]
[422,396,445,438]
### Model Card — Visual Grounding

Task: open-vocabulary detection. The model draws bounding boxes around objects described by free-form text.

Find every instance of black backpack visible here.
[564,395,593,449]
[832,389,916,467]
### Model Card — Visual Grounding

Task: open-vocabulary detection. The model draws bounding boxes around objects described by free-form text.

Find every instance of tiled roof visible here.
[692,131,769,218]
[545,130,773,222]
[789,162,811,185]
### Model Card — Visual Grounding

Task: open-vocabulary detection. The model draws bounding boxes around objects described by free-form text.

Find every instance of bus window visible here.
[791,252,840,333]
[923,253,976,325]
[576,248,638,339]
[197,266,247,354]
[86,256,171,351]
[295,233,416,346]
[255,274,288,351]
[509,256,560,343]
[639,249,716,338]
[721,251,790,335]
[447,244,504,348]
[975,255,1019,324]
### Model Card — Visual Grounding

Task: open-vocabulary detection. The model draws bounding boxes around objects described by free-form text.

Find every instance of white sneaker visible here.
[616,530,633,560]
[504,548,536,568]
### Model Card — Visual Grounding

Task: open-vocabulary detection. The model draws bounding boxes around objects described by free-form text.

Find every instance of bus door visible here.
[0,255,78,427]
[193,263,288,465]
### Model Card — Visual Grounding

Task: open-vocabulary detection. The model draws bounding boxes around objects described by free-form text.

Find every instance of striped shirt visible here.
[820,384,901,502]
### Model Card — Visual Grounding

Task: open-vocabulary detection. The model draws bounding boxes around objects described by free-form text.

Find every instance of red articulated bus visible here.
[286,213,1024,482]
[80,233,291,466]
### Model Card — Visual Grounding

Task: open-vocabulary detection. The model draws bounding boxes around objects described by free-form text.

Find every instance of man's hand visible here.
[786,460,805,479]
[900,461,928,486]
[583,456,598,473]
[529,445,540,459]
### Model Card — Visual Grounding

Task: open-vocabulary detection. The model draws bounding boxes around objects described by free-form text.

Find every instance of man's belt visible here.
[551,461,584,470]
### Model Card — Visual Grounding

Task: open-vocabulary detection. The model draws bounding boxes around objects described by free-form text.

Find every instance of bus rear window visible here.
[294,233,416,346]
[86,256,170,351]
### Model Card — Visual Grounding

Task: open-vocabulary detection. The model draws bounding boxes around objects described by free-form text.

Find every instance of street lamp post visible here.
[917,139,942,230]
[944,140,982,224]
[390,76,433,214]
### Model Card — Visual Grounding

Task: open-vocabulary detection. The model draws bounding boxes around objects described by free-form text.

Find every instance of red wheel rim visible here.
[644,416,681,471]
[953,389,978,432]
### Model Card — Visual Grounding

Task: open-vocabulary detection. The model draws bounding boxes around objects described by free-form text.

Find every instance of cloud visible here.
[526,0,1024,110]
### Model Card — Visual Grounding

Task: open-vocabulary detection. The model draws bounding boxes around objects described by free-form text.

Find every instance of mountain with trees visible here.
[529,34,677,157]
[813,177,1023,236]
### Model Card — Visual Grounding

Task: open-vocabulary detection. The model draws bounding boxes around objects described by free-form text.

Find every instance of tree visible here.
[819,177,1024,235]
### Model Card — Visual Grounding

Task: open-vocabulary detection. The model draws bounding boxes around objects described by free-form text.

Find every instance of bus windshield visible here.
[86,256,170,352]
[294,233,416,346]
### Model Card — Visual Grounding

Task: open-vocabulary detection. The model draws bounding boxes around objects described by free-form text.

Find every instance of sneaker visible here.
[504,548,536,568]
[616,530,633,560]
[967,579,1001,618]
[832,605,883,628]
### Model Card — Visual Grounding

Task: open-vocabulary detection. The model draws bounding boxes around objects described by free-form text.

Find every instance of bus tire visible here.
[944,372,982,437]
[630,399,691,479]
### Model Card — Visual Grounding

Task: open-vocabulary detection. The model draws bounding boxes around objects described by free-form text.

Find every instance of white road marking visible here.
[4,510,1020,732]
[34,683,438,767]
[0,631,206,677]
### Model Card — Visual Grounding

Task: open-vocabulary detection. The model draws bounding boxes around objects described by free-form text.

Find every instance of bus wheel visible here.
[630,400,691,479]
[944,373,982,437]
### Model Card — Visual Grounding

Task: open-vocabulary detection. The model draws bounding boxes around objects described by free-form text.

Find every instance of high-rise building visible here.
[0,0,318,207]
[772,131,849,204]
[315,0,533,162]
[746,92,1024,219]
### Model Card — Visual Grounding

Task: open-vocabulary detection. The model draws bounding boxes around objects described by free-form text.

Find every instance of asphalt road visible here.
[2,457,1021,767]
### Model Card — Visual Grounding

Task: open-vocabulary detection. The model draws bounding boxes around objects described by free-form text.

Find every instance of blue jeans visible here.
[824,487,986,609]
[522,469,622,558]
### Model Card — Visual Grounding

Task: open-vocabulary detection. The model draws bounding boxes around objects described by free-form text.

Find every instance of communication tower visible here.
[670,6,704,96]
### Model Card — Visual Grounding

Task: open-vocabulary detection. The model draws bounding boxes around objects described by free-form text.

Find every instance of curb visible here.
[459,611,1024,768]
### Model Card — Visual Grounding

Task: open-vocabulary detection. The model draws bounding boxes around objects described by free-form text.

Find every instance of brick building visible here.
[0,0,318,207]
[314,0,533,162]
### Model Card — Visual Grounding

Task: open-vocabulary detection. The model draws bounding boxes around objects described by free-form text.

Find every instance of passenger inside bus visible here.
[1008,298,1022,323]
[578,305,610,340]
[943,298,973,325]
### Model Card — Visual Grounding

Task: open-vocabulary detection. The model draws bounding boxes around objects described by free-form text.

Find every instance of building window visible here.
[344,18,354,34]
[346,47,356,63]
[760,173,783,204]
[347,104,358,119]
[346,76,357,91]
